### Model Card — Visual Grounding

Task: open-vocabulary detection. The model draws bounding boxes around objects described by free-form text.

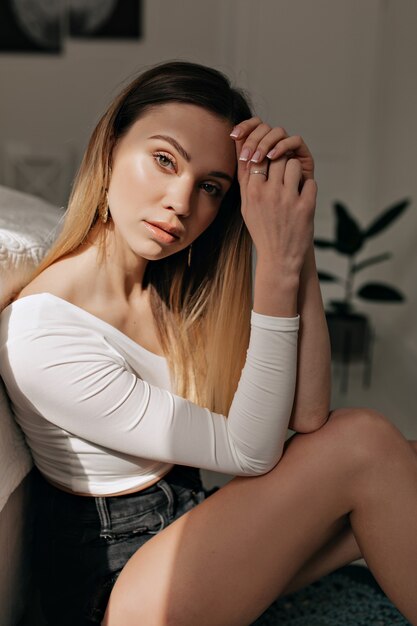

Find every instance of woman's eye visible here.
[153,153,221,198]
[154,152,175,169]
[201,183,221,197]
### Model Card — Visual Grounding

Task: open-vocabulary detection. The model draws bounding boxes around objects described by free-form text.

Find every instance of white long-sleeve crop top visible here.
[0,293,299,494]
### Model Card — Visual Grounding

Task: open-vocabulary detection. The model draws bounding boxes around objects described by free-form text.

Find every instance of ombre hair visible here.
[19,60,254,414]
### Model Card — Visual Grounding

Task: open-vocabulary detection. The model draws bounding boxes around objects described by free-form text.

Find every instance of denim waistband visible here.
[34,464,203,508]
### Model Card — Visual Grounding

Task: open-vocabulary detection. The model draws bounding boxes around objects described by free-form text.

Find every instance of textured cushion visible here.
[0,185,64,512]
[0,184,64,310]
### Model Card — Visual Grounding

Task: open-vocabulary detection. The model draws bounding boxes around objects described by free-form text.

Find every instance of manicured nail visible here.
[266,149,277,159]
[230,127,241,138]
[250,150,261,163]
[239,147,251,161]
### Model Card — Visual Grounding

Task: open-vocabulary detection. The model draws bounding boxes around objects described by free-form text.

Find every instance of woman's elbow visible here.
[288,406,330,433]
[236,449,285,477]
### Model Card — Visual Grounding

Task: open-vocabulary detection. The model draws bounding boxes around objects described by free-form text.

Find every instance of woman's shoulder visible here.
[14,258,76,303]
[3,259,93,332]
[11,261,103,327]
[2,261,107,353]
[10,257,165,357]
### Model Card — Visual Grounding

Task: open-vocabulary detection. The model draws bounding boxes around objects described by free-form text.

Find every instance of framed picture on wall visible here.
[0,0,63,53]
[69,0,143,39]
[0,0,143,53]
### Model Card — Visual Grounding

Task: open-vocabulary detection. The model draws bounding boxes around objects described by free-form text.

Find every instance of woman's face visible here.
[107,102,237,262]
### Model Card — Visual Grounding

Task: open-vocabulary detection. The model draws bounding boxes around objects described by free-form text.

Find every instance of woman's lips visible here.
[143,221,179,244]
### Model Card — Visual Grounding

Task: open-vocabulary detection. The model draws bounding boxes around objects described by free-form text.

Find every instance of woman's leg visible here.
[280,513,360,595]
[103,408,417,626]
[282,438,417,596]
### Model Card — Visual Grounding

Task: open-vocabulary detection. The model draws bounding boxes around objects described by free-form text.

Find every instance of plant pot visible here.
[325,312,371,361]
[325,312,373,393]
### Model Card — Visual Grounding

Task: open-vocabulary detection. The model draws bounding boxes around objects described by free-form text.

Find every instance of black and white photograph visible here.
[69,0,143,40]
[0,0,63,53]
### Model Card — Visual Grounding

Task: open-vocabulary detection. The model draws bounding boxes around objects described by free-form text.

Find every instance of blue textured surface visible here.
[252,565,411,625]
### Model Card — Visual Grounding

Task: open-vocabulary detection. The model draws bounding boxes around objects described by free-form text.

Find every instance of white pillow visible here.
[0,185,65,310]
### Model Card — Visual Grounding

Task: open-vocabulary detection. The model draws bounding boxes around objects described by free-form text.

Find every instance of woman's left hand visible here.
[230,117,315,181]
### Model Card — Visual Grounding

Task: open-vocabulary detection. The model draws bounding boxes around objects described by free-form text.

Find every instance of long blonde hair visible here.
[20,61,254,414]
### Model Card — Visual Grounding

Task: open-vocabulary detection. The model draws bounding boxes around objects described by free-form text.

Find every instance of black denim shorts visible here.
[33,465,218,626]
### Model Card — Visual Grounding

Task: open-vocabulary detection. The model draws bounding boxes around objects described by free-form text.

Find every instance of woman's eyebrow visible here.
[149,134,191,161]
[148,134,233,183]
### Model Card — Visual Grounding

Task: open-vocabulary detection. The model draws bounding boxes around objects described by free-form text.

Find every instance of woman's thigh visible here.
[103,408,394,626]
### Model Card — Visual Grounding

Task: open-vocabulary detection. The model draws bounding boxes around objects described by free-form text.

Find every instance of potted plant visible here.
[314,198,410,389]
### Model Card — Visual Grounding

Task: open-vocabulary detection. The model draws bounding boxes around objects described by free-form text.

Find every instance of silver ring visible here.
[249,169,268,177]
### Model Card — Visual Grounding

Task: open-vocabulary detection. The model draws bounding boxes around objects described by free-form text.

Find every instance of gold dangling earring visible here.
[187,243,192,268]
[100,191,109,224]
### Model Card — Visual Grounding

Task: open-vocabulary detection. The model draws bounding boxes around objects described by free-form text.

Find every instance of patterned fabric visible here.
[0,184,64,310]
[0,185,63,511]
[253,565,410,625]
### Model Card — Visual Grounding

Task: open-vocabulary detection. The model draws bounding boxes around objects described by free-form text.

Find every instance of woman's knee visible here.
[323,406,407,463]
[285,406,404,469]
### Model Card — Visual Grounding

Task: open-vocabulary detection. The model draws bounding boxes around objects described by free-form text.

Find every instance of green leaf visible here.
[314,238,335,248]
[334,201,364,255]
[317,271,341,282]
[352,252,392,273]
[364,199,410,239]
[357,283,405,302]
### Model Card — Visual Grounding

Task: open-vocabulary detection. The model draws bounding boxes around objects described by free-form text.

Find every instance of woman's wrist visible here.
[253,264,299,317]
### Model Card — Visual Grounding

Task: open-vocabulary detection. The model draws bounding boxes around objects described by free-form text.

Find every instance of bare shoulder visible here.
[13,254,164,355]
[15,257,77,302]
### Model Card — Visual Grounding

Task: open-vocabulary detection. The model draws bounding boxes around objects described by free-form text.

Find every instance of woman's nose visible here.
[164,179,194,217]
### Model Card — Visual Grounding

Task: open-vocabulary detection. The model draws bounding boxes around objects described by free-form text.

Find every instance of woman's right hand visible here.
[231,118,317,277]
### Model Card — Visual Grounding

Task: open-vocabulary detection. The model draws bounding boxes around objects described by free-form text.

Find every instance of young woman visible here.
[1,61,416,626]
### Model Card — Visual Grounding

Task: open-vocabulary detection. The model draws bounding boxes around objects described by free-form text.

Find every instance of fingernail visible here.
[230,127,241,138]
[250,150,261,163]
[266,149,276,159]
[239,147,251,161]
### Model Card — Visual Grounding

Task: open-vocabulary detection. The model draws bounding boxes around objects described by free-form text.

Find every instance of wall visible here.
[0,0,415,436]
[326,0,417,434]
[0,0,233,204]
[373,0,417,365]
[227,0,417,436]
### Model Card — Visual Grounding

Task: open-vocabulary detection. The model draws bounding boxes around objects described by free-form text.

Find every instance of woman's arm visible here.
[229,123,330,432]
[1,301,299,477]
[288,242,331,432]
